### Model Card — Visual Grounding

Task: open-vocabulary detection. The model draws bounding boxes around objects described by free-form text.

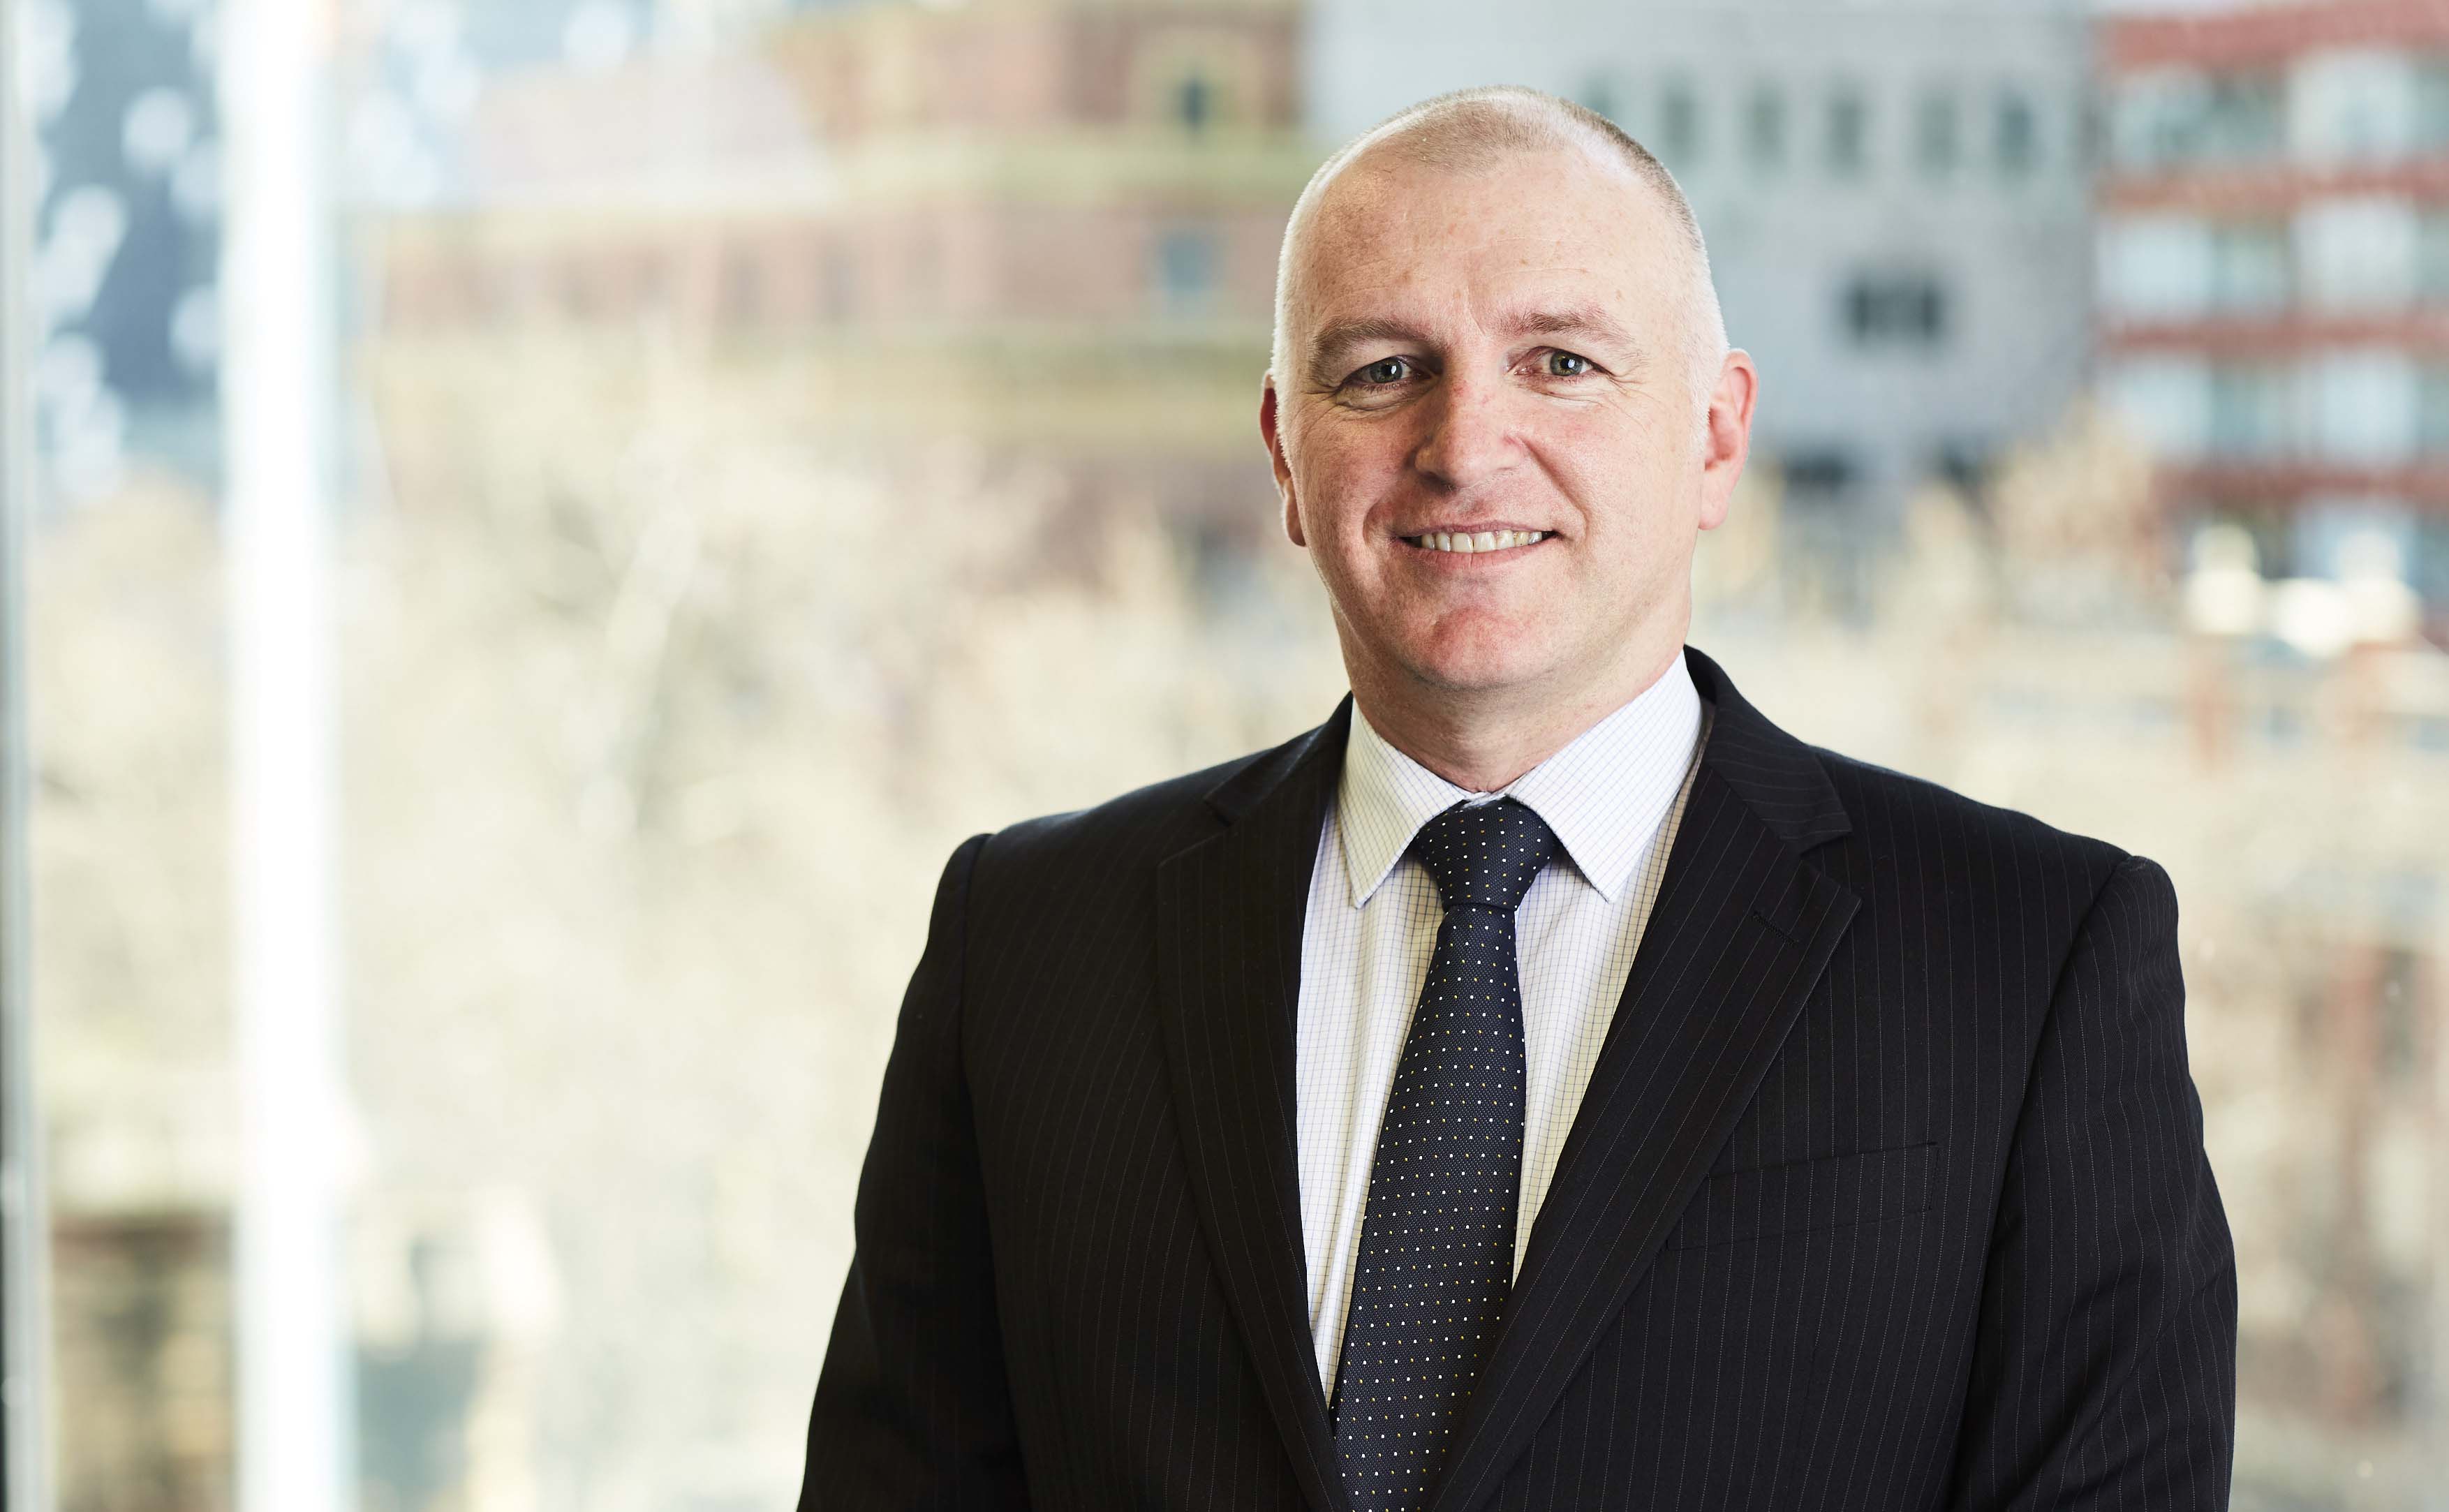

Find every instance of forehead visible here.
[1294,144,1679,328]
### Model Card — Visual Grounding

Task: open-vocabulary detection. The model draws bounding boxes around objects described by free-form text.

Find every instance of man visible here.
[802,84,2235,1510]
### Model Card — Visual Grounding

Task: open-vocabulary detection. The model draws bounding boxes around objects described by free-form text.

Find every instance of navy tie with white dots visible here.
[1332,796,1558,1511]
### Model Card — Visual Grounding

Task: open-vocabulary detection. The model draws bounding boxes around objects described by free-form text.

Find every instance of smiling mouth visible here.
[1400,529,1551,554]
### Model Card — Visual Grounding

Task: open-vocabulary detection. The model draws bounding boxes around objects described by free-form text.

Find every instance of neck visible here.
[1347,624,1687,794]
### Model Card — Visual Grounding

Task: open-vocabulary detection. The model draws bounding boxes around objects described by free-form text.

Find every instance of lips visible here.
[1400,528,1551,554]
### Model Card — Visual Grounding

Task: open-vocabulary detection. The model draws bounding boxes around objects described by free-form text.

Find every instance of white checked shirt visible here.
[1295,651,1714,1398]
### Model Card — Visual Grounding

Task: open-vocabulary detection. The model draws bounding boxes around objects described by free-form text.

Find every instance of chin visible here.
[1396,623,1558,695]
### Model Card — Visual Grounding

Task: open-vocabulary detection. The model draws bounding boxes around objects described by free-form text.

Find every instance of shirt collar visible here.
[1336,648,1706,909]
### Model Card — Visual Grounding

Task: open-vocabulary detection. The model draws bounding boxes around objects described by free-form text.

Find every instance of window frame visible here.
[0,0,56,1499]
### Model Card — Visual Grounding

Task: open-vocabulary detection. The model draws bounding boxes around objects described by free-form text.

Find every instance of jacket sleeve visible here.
[1946,852,2237,1510]
[800,831,1030,1510]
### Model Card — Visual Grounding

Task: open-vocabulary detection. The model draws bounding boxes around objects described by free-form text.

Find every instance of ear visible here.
[1261,376,1306,547]
[1696,348,1758,533]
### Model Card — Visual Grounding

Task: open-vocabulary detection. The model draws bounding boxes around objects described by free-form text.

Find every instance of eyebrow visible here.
[1305,316,1427,385]
[1305,303,1647,385]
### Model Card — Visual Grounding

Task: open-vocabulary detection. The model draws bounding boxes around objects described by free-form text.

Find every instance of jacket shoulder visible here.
[1807,742,2135,889]
[968,728,1305,890]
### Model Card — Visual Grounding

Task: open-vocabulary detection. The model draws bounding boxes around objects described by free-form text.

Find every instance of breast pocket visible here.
[1663,1142,1938,1251]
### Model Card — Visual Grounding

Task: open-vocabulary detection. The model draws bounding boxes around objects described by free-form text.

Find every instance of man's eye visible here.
[1544,350,1594,378]
[1354,357,1412,387]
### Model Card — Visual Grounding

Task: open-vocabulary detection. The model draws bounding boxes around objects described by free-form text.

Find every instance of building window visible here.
[1782,446,1858,495]
[1826,87,1869,177]
[2206,364,2294,461]
[1154,228,1218,315]
[1916,89,1960,177]
[1996,90,2039,177]
[1176,72,1212,134]
[2203,73,2283,159]
[1657,77,1701,166]
[2419,211,2449,302]
[2112,68,2282,170]
[1843,272,1947,346]
[2420,61,2449,151]
[2207,221,2290,313]
[2417,368,2449,456]
[2075,89,2103,172]
[1935,438,1992,496]
[1746,84,1785,172]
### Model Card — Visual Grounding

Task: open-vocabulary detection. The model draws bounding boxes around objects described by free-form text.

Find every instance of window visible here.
[2419,368,2449,456]
[2075,88,2103,172]
[2420,211,2449,302]
[1176,71,1211,134]
[1781,445,1858,494]
[2202,73,2284,159]
[1916,89,1959,177]
[1996,90,2039,178]
[1746,84,1786,172]
[2112,68,2283,170]
[1826,87,1870,177]
[1843,272,1947,346]
[2207,221,2290,313]
[2420,59,2449,151]
[1154,227,1218,314]
[1935,438,1992,495]
[2206,364,2295,461]
[1657,77,1701,167]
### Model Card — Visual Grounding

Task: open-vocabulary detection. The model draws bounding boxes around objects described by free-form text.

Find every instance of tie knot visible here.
[1411,796,1558,914]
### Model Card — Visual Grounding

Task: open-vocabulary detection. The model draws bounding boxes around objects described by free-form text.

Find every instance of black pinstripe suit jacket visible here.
[802,643,2237,1510]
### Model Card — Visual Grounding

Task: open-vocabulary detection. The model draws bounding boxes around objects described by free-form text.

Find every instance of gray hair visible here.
[1271,84,1729,447]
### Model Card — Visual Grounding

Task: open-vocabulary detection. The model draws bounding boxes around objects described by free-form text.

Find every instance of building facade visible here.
[2097,0,2449,636]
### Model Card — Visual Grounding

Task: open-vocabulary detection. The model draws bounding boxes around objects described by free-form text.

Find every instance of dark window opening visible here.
[1844,272,1948,346]
[1826,88,1869,177]
[1997,91,2039,177]
[1155,228,1218,314]
[1177,73,1211,134]
[1916,90,1960,176]
[1935,438,1993,500]
[1783,447,1858,495]
[1746,85,1785,171]
[1658,80,1701,165]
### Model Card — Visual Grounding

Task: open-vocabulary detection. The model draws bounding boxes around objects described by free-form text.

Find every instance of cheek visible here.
[1544,413,1676,526]
[1298,429,1405,538]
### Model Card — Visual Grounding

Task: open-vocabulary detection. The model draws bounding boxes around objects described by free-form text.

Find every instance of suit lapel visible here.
[1155,699,1354,1512]
[1428,646,1861,1512]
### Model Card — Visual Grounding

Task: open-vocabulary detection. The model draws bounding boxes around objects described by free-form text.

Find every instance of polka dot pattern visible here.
[1331,796,1558,1511]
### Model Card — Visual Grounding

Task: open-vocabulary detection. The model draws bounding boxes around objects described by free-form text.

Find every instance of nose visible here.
[1409,369,1523,491]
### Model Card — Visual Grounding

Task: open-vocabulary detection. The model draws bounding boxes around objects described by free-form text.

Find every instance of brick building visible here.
[2096,0,2449,639]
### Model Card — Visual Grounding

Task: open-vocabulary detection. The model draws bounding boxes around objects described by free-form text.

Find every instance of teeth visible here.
[1407,530,1548,553]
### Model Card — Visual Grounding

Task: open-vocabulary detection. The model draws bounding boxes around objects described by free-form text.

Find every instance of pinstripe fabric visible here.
[1301,658,1709,1397]
[802,642,2237,1512]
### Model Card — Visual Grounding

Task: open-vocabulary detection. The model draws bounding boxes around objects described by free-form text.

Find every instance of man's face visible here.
[1262,145,1747,706]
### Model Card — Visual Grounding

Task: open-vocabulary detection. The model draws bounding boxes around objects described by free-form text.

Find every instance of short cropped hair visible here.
[1271,85,1729,446]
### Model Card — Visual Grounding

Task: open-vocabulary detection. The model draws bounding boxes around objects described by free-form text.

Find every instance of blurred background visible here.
[3,0,2448,1506]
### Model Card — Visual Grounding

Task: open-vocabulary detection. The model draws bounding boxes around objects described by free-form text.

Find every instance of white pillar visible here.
[219,0,350,1507]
